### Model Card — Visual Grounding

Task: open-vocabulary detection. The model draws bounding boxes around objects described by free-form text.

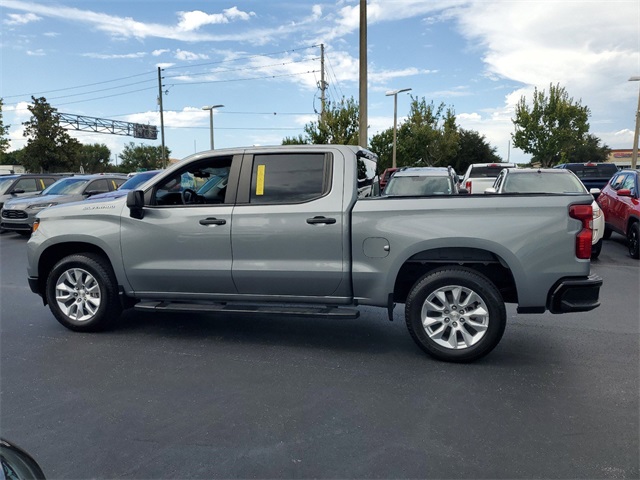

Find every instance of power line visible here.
[166,70,320,88]
[162,45,319,71]
[164,57,319,80]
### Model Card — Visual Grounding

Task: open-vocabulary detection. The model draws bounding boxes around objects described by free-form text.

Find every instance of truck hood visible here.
[3,194,85,209]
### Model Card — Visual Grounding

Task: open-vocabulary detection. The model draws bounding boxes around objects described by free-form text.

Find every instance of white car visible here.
[461,162,518,194]
[485,168,605,259]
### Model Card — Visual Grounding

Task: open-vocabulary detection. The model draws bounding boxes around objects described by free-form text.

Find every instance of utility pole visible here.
[320,43,327,120]
[157,67,166,169]
[358,0,368,148]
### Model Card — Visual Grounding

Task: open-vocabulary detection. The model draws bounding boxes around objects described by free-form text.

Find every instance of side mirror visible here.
[126,190,145,219]
[589,188,601,199]
[10,189,26,195]
[484,187,497,194]
[84,190,106,197]
[616,188,632,197]
[0,438,46,479]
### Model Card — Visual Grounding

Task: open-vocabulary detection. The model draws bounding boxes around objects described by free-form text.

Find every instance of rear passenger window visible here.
[249,153,330,204]
[42,178,57,188]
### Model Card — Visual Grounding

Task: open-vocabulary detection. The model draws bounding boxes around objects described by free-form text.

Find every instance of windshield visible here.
[384,176,453,196]
[0,177,17,194]
[503,173,587,193]
[41,178,89,196]
[118,171,160,190]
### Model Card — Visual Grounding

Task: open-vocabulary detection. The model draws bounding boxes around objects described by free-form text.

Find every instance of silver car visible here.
[1,174,126,235]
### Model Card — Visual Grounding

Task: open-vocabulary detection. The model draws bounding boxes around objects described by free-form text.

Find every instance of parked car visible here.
[382,166,465,196]
[486,168,605,259]
[379,167,398,192]
[1,174,127,235]
[88,170,163,201]
[596,169,640,259]
[462,162,517,194]
[553,162,619,194]
[0,173,65,211]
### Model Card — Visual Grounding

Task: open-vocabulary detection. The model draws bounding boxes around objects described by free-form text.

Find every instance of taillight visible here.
[569,204,592,259]
[465,180,472,193]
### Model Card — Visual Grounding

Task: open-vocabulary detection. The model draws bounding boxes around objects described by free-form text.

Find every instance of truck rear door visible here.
[230,149,350,298]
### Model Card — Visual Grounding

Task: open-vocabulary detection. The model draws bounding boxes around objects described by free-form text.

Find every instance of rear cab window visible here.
[243,153,332,205]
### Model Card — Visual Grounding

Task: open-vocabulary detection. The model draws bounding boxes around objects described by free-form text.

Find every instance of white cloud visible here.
[82,52,147,59]
[26,49,45,56]
[4,12,41,25]
[152,49,170,56]
[175,49,209,61]
[156,62,175,69]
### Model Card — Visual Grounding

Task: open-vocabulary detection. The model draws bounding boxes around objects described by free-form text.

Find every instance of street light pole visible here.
[202,104,224,150]
[385,88,412,168]
[629,76,640,170]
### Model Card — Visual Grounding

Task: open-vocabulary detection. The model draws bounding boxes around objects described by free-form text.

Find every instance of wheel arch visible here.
[391,244,521,305]
[36,242,115,301]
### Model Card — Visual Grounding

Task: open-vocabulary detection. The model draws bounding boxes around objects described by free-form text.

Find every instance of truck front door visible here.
[120,155,239,297]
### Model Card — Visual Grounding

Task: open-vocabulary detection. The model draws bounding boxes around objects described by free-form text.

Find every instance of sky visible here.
[1,0,639,166]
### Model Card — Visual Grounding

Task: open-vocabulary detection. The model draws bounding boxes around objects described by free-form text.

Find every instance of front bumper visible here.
[547,274,602,313]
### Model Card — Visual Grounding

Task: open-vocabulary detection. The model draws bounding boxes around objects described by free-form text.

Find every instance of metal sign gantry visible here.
[58,112,158,140]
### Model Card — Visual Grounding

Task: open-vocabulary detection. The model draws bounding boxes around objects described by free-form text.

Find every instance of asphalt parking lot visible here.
[1,231,638,479]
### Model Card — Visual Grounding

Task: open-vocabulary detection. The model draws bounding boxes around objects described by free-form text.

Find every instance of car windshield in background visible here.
[41,178,89,196]
[384,176,453,196]
[503,173,587,193]
[0,177,17,193]
[118,171,160,190]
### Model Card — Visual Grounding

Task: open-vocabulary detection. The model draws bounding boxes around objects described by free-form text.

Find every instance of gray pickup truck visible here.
[26,145,602,362]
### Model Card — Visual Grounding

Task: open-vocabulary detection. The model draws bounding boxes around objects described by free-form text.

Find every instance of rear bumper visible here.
[547,274,602,313]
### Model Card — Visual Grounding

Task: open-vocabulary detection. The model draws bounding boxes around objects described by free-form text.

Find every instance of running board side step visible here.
[134,301,360,319]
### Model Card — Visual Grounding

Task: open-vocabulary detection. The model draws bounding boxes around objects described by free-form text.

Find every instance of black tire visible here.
[405,266,506,362]
[18,231,31,237]
[603,225,612,239]
[628,223,639,259]
[46,253,122,331]
[591,238,602,260]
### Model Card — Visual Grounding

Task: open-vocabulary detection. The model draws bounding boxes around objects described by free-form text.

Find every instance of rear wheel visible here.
[603,226,612,239]
[628,223,639,259]
[591,238,602,259]
[405,267,506,362]
[46,253,122,331]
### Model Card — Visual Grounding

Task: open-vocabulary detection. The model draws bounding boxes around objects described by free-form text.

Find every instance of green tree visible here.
[22,96,80,172]
[75,143,112,173]
[512,83,590,167]
[0,148,24,166]
[369,128,394,171]
[283,97,360,145]
[118,142,169,172]
[454,129,502,172]
[0,98,10,155]
[396,98,459,168]
[565,134,611,163]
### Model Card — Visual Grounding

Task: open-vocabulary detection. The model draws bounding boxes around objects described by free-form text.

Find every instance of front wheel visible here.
[46,253,122,331]
[405,267,506,362]
[628,223,639,259]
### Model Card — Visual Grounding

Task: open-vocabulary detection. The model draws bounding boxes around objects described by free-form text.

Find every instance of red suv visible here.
[597,169,639,259]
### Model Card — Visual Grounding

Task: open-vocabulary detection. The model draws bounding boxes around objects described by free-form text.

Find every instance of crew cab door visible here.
[120,154,240,296]
[230,150,349,298]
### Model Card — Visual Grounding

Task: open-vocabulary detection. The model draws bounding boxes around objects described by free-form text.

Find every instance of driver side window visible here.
[152,156,233,206]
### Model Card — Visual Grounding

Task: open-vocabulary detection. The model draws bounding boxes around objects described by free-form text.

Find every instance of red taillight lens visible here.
[569,204,592,259]
[465,180,472,193]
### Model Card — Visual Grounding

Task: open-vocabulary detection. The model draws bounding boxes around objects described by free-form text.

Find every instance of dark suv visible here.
[0,174,65,210]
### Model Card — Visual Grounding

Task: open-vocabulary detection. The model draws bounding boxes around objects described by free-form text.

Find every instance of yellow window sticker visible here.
[256,164,265,196]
